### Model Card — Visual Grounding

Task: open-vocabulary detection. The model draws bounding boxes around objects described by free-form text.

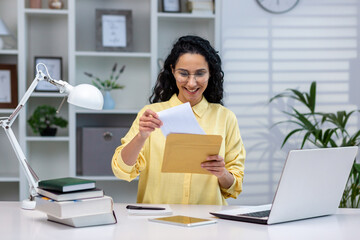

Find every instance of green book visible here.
[38,177,96,193]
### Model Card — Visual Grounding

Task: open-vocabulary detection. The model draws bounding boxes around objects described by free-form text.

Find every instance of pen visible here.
[126,205,166,210]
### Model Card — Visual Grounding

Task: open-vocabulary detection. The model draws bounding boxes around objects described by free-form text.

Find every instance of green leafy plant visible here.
[84,63,125,91]
[269,81,360,208]
[27,105,68,136]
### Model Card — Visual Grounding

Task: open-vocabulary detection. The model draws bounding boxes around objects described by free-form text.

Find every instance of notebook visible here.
[210,147,358,225]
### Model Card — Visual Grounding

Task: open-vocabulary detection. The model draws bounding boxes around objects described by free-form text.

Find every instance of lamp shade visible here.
[0,19,10,36]
[67,84,104,110]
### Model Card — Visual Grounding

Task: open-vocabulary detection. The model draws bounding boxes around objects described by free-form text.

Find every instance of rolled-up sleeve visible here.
[221,112,246,199]
[111,107,148,182]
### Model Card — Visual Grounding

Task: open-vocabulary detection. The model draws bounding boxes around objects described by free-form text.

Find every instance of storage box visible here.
[78,127,129,176]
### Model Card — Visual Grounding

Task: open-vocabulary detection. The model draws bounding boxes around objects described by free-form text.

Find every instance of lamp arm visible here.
[3,125,39,197]
[0,63,103,206]
[0,70,49,198]
[7,70,47,127]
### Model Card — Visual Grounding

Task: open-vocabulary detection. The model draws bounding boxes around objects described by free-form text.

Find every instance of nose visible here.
[186,74,197,87]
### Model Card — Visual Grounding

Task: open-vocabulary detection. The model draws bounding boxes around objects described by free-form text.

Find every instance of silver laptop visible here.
[210,147,358,224]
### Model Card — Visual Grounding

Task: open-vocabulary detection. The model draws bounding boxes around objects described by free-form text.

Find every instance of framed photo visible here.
[34,56,62,92]
[162,0,181,12]
[96,9,133,52]
[0,64,18,108]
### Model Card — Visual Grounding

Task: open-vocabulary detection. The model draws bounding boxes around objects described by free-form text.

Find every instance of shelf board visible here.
[0,49,18,55]
[24,8,69,15]
[26,136,70,142]
[157,12,215,19]
[75,109,139,114]
[77,176,138,181]
[0,174,20,182]
[75,51,151,58]
[0,109,15,114]
[31,92,66,97]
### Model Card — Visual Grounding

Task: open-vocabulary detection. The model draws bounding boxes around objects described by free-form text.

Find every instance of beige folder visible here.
[161,133,223,174]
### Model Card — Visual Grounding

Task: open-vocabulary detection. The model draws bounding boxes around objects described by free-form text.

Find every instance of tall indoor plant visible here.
[269,81,360,208]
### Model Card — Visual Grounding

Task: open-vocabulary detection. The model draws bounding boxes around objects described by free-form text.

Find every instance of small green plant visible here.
[84,63,125,91]
[27,105,68,136]
[269,81,360,208]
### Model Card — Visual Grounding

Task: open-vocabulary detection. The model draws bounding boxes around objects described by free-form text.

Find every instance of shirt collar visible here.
[168,94,209,118]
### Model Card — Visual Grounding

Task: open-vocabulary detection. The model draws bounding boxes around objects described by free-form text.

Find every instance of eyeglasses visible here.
[174,69,209,83]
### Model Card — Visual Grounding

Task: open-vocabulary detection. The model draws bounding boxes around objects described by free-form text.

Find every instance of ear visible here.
[170,64,175,75]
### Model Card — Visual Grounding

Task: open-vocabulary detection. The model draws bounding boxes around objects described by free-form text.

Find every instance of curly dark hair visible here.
[149,35,224,105]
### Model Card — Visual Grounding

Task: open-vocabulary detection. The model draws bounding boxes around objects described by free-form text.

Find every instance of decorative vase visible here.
[40,127,57,136]
[30,0,42,8]
[103,91,115,110]
[48,0,64,9]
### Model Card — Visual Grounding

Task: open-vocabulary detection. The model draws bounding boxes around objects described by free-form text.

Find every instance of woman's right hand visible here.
[138,109,163,139]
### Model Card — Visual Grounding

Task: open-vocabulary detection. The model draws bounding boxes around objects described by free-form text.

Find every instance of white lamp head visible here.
[66,84,104,110]
[36,64,104,110]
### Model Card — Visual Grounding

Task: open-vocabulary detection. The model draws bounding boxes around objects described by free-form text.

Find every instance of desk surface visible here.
[0,202,359,240]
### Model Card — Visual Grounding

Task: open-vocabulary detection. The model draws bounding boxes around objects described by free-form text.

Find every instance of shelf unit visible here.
[0,0,20,201]
[0,0,220,202]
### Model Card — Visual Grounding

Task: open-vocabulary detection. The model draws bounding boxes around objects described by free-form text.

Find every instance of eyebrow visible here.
[176,68,208,72]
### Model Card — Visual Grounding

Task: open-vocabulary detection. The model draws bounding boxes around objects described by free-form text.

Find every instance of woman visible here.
[112,35,245,205]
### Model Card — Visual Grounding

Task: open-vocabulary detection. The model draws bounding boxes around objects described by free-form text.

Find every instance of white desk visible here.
[0,202,359,240]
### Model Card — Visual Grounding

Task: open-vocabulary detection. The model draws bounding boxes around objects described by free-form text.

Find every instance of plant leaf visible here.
[281,128,303,148]
[354,163,360,173]
[309,81,316,113]
[301,131,312,149]
[91,80,102,90]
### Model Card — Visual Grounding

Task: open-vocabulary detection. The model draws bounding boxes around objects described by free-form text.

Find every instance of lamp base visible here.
[21,199,36,210]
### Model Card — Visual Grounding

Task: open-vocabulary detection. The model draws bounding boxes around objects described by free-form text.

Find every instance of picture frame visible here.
[162,0,181,12]
[34,56,62,92]
[0,64,18,109]
[96,9,133,52]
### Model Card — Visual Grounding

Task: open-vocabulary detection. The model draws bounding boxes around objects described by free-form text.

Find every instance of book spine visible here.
[38,182,63,192]
[58,197,113,219]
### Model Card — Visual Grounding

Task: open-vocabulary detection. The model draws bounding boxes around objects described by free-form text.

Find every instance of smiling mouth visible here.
[185,87,199,93]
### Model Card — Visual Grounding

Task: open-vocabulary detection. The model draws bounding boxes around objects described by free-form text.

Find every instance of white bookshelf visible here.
[0,50,19,55]
[75,109,139,114]
[0,175,20,182]
[0,0,20,201]
[75,51,151,58]
[0,0,220,202]
[157,12,216,19]
[26,136,70,142]
[31,92,67,97]
[24,9,69,15]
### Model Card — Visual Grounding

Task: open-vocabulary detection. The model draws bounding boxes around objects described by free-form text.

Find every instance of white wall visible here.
[222,0,360,205]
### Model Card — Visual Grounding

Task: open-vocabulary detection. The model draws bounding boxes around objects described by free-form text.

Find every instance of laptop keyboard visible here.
[239,210,270,218]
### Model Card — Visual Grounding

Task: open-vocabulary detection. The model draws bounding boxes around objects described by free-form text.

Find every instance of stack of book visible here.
[187,0,214,14]
[35,177,117,227]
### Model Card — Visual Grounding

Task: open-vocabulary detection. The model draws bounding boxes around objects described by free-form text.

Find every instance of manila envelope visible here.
[161,133,223,174]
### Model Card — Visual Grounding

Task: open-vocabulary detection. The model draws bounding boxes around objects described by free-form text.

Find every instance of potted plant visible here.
[269,81,360,208]
[84,63,125,109]
[27,105,68,136]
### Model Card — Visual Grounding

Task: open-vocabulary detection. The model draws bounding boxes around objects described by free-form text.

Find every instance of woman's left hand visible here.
[201,155,227,178]
[201,155,235,189]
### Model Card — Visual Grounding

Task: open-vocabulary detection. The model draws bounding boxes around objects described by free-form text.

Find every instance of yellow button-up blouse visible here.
[111,94,245,205]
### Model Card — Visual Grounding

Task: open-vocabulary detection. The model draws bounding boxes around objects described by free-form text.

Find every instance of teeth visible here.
[187,89,197,92]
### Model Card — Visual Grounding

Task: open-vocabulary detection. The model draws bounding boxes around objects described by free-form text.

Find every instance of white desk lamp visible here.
[0,63,104,209]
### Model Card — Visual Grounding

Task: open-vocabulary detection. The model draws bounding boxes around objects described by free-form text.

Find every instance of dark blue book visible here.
[37,188,103,201]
